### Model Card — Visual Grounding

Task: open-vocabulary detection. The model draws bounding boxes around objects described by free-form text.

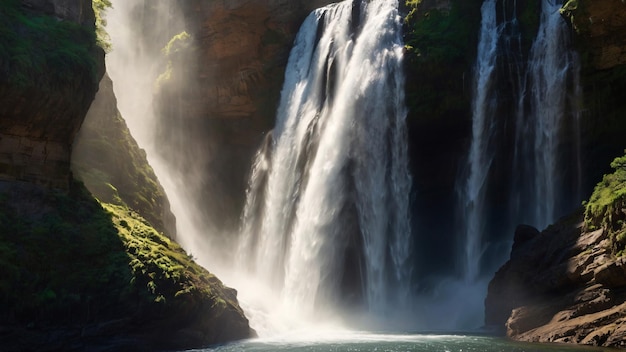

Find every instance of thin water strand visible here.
[462,0,499,283]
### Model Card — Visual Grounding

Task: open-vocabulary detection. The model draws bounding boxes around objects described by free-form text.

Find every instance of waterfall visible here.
[460,0,581,281]
[238,0,411,321]
[525,0,581,229]
[461,0,499,283]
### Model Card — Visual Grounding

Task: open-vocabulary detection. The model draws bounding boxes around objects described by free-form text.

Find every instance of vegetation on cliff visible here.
[72,75,175,238]
[93,0,113,52]
[585,152,626,255]
[157,31,191,87]
[403,0,481,119]
[0,181,250,350]
[0,0,100,88]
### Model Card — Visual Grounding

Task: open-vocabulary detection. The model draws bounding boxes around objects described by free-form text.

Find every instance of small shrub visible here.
[584,151,626,254]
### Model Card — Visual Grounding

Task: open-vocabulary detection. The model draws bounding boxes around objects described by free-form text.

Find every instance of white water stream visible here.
[460,0,581,283]
[461,0,499,284]
[526,0,581,229]
[237,0,412,328]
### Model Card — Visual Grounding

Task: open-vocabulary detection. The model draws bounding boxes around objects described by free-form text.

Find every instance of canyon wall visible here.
[0,0,105,189]
[0,1,254,350]
[72,74,177,238]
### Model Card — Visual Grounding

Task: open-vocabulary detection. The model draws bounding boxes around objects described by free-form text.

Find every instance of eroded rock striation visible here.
[485,214,626,348]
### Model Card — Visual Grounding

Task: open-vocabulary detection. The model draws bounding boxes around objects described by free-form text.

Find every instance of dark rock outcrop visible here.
[0,181,253,352]
[563,0,626,197]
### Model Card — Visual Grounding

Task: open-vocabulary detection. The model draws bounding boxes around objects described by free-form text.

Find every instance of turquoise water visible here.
[191,333,613,352]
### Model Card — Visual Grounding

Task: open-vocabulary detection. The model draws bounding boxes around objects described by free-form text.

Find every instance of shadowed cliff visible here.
[0,1,254,350]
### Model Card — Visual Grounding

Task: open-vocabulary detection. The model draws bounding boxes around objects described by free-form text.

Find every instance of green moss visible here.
[560,0,589,35]
[93,0,113,52]
[162,31,191,56]
[585,152,626,255]
[0,0,99,88]
[72,79,172,236]
[404,7,465,64]
[0,183,129,322]
[0,182,240,328]
[402,0,482,120]
[157,31,192,87]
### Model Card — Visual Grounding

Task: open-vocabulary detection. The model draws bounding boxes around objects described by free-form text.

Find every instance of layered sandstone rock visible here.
[485,213,626,348]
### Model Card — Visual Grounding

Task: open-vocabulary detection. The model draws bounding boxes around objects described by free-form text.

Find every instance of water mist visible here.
[107,0,414,336]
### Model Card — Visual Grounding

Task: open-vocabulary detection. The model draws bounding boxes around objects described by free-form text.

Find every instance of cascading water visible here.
[461,0,581,281]
[412,0,502,330]
[451,0,582,328]
[524,0,582,229]
[103,0,584,336]
[105,1,220,270]
[461,0,499,284]
[238,0,412,325]
[105,0,411,335]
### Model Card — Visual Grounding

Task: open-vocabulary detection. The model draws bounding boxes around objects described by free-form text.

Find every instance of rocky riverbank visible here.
[485,155,626,348]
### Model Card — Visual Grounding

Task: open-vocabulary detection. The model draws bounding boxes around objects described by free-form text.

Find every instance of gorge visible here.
[1,0,626,350]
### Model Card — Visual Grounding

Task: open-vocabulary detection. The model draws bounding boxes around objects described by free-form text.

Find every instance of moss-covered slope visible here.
[72,74,176,239]
[0,181,252,351]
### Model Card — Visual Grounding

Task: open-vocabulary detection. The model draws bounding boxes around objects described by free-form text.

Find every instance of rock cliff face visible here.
[0,1,254,350]
[485,214,626,348]
[562,0,626,70]
[72,74,177,238]
[154,0,336,236]
[0,181,253,351]
[563,0,626,191]
[0,0,104,189]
